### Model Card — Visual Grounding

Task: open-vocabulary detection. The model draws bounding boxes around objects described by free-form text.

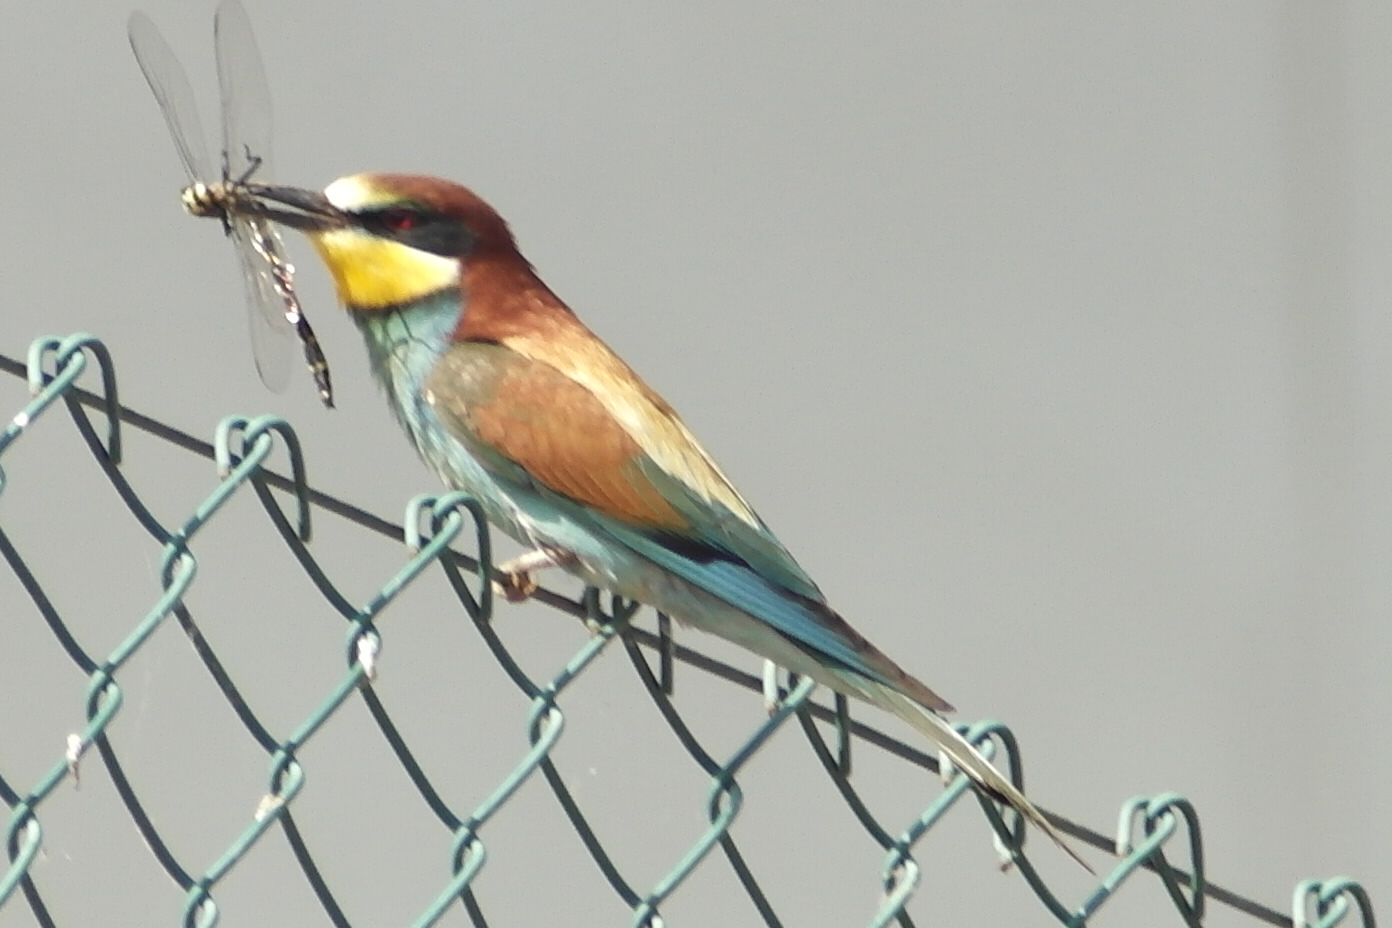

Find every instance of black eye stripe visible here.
[358,203,437,234]
[353,205,475,257]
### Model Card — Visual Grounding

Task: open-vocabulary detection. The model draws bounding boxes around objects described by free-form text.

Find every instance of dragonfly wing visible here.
[128,12,212,182]
[215,0,300,394]
[214,0,272,184]
[230,217,294,392]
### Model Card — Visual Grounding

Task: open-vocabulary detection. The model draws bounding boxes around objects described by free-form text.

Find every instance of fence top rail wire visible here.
[0,337,1376,928]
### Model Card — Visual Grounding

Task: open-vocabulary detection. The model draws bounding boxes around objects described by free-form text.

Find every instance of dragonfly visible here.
[128,0,333,408]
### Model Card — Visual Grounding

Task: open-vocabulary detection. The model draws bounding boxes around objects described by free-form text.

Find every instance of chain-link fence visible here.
[0,335,1375,928]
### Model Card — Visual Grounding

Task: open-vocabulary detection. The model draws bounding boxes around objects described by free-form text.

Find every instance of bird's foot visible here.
[491,547,575,603]
[494,569,539,603]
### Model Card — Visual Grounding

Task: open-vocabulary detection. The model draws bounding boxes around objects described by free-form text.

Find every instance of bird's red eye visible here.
[380,207,418,231]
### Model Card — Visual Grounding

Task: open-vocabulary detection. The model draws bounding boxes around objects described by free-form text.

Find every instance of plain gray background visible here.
[1,2,1385,926]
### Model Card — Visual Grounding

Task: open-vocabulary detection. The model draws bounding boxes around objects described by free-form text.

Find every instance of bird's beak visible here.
[245,184,348,233]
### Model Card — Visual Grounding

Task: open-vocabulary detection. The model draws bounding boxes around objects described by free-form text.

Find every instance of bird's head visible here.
[251,173,521,313]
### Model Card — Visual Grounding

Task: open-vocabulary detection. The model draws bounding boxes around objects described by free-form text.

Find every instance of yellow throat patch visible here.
[309,228,459,312]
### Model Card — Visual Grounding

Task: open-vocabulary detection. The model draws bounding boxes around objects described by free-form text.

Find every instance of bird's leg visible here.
[493,546,575,602]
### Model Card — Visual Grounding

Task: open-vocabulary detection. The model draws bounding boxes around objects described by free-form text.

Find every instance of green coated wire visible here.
[0,337,1377,928]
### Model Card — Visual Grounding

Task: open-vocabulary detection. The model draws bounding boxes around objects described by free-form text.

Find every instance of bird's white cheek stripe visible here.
[324,174,395,211]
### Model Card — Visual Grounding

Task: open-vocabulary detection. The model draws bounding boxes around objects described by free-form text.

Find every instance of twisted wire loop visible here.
[0,335,1378,928]
[1293,879,1377,928]
[0,335,120,499]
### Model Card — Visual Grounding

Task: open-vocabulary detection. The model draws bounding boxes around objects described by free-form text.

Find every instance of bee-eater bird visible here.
[249,174,1085,866]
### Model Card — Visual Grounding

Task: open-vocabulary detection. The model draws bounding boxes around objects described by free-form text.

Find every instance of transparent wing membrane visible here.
[214,0,272,186]
[128,0,332,406]
[243,217,335,405]
[231,219,294,391]
[127,11,213,182]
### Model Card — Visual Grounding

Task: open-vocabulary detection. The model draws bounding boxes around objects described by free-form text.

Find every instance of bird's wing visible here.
[424,340,944,702]
[428,339,820,594]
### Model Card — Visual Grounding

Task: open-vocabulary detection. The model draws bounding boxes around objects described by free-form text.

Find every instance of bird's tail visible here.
[860,679,1093,872]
